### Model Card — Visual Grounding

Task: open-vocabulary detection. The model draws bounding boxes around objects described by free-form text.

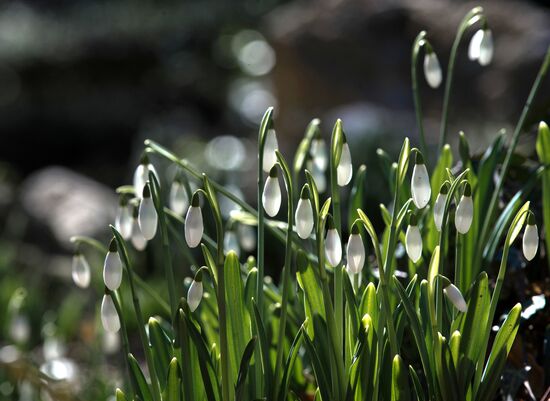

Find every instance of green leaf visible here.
[277,326,305,401]
[476,304,522,401]
[293,119,321,176]
[303,330,332,401]
[224,252,251,388]
[397,138,411,187]
[201,244,218,287]
[427,145,453,249]
[128,353,154,401]
[235,337,257,401]
[347,165,367,229]
[148,317,173,389]
[305,169,321,216]
[391,355,411,401]
[251,301,272,398]
[296,250,325,338]
[536,121,550,272]
[115,389,128,401]
[408,366,426,401]
[330,119,345,167]
[165,358,181,401]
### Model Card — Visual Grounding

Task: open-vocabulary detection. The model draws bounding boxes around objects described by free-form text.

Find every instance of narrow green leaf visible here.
[165,358,181,401]
[347,165,367,229]
[293,119,321,176]
[116,389,128,401]
[408,366,426,401]
[127,353,154,401]
[148,317,173,389]
[277,327,305,401]
[391,355,410,401]
[536,121,550,272]
[235,337,257,401]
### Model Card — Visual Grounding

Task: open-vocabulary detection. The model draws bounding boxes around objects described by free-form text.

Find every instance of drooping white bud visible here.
[224,230,240,257]
[295,186,314,239]
[423,50,442,89]
[238,224,256,252]
[115,199,133,240]
[187,270,204,312]
[133,155,158,198]
[138,184,158,241]
[169,179,188,215]
[101,294,120,332]
[455,184,473,234]
[405,214,422,263]
[478,29,493,66]
[103,240,123,291]
[522,215,538,261]
[185,194,204,248]
[346,225,365,274]
[262,167,281,217]
[468,29,484,61]
[130,208,147,251]
[262,128,278,173]
[336,140,353,187]
[325,216,342,267]
[433,183,449,232]
[444,284,468,313]
[310,137,328,172]
[72,252,91,288]
[411,153,431,209]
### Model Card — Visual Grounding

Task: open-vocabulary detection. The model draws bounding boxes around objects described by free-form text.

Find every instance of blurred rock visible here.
[266,0,550,150]
[20,167,116,248]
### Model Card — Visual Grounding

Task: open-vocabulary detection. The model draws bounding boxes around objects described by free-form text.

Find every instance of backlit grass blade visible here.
[164,358,181,401]
[127,353,154,401]
[536,121,550,272]
[235,337,257,401]
[391,355,410,401]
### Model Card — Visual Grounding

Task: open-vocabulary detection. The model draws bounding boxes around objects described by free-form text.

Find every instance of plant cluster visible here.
[71,7,550,401]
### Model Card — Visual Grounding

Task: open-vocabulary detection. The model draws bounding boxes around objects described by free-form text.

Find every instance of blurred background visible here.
[0,0,549,400]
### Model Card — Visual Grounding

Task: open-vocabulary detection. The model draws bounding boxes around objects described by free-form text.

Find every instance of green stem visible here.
[273,152,294,401]
[476,46,550,267]
[110,226,162,401]
[412,31,429,158]
[438,7,484,150]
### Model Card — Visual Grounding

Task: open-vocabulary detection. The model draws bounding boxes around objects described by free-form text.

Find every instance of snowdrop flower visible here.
[325,215,342,267]
[444,284,468,313]
[101,294,120,332]
[411,152,431,209]
[346,224,365,274]
[405,213,422,263]
[433,183,449,232]
[169,176,188,215]
[455,183,473,234]
[469,28,493,66]
[262,166,281,217]
[224,229,240,257]
[295,185,314,239]
[133,154,158,198]
[238,224,256,252]
[423,48,442,88]
[262,128,278,173]
[130,204,147,251]
[103,239,123,291]
[72,252,91,289]
[336,136,353,187]
[185,193,204,248]
[523,214,538,261]
[138,184,158,240]
[310,134,328,171]
[187,269,204,312]
[115,197,133,240]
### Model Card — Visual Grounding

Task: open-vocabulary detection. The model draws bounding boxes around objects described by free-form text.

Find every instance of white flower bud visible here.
[103,240,123,291]
[295,187,314,239]
[405,217,422,263]
[346,228,365,274]
[133,155,158,198]
[224,230,240,257]
[522,217,538,261]
[185,195,204,248]
[478,29,493,66]
[138,185,158,241]
[115,201,133,240]
[262,128,278,173]
[468,29,484,61]
[101,294,120,332]
[169,180,188,215]
[310,137,328,171]
[444,284,467,313]
[423,51,442,89]
[72,253,91,289]
[337,141,353,187]
[187,276,203,312]
[455,185,473,234]
[433,185,449,232]
[325,217,342,267]
[262,167,281,217]
[411,154,431,209]
[238,224,256,252]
